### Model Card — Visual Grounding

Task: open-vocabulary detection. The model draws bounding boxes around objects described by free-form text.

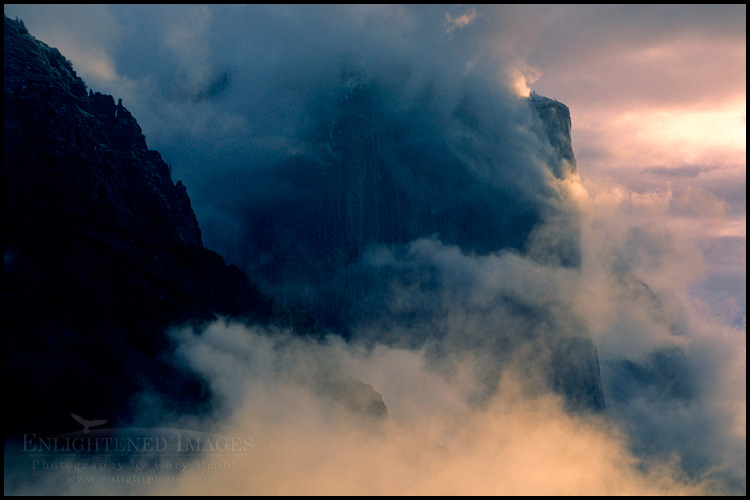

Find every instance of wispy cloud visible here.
[446,7,478,34]
[2,4,745,494]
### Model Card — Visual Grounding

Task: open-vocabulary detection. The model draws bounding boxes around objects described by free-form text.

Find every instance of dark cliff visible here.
[244,72,568,331]
[529,91,577,180]
[238,71,604,412]
[3,15,309,435]
[4,14,603,430]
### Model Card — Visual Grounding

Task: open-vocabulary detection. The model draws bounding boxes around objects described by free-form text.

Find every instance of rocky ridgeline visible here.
[3,15,316,435]
[4,14,603,436]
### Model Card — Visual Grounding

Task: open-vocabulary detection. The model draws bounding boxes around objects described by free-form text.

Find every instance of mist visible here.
[3,4,745,495]
[5,171,744,494]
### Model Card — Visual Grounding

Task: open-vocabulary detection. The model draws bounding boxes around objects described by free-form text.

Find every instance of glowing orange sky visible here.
[2,5,745,495]
[519,5,746,182]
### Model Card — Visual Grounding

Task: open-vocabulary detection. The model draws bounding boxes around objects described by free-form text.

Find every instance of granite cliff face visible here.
[3,16,316,435]
[239,71,604,412]
[244,72,570,329]
[4,14,604,432]
[529,91,577,180]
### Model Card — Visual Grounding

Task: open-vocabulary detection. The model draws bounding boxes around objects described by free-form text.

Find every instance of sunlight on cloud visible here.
[509,64,543,98]
[40,41,119,85]
[576,97,746,174]
[621,101,746,165]
[511,70,532,97]
[445,7,477,34]
[137,322,711,496]
[60,48,118,83]
[2,4,744,495]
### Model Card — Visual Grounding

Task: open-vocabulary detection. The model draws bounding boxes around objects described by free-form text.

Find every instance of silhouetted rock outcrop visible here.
[3,15,310,435]
[529,91,577,180]
[4,15,603,435]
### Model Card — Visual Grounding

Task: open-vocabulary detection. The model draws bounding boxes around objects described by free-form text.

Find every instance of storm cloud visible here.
[3,4,745,495]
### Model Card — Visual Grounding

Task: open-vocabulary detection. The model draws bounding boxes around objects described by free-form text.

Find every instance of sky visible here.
[4,4,744,323]
[3,4,746,495]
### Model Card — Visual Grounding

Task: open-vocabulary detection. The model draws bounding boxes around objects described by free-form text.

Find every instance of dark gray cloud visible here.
[3,4,745,494]
[2,5,539,265]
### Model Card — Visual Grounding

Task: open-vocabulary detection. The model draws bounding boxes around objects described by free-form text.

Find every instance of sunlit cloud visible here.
[508,64,543,98]
[511,69,531,97]
[2,4,745,495]
[446,7,477,34]
[615,101,746,167]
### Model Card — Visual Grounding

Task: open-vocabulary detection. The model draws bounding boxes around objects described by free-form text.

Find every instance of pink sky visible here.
[3,5,745,494]
[4,2,744,319]
[505,6,745,206]
[6,5,744,196]
[493,5,745,324]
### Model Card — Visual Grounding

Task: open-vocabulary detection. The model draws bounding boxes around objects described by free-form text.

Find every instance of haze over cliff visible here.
[3,7,744,495]
[4,15,314,435]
